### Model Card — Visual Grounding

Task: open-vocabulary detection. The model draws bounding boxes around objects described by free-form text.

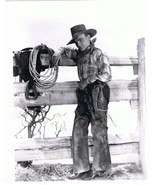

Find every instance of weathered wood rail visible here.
[14,79,138,107]
[13,55,139,107]
[15,133,139,164]
[14,38,146,170]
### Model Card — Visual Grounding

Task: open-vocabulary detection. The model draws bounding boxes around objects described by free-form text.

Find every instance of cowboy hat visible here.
[67,24,97,45]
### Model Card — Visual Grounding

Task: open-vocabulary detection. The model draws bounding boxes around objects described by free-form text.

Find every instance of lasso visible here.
[29,44,61,89]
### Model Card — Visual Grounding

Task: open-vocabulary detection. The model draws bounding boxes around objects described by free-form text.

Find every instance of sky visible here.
[5,0,147,56]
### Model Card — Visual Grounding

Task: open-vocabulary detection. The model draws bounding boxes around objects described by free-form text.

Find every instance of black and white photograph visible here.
[2,0,154,184]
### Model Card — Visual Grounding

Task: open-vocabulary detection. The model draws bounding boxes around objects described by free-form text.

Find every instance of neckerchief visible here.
[77,38,96,59]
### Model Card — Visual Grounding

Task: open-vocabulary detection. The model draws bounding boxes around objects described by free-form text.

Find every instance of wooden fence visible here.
[15,134,139,165]
[14,38,146,170]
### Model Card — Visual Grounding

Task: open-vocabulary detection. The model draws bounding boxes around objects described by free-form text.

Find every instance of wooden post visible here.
[137,38,146,175]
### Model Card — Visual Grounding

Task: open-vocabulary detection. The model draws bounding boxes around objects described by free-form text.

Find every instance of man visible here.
[64,24,112,180]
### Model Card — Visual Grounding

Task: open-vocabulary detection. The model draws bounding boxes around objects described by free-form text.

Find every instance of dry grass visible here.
[15,163,144,181]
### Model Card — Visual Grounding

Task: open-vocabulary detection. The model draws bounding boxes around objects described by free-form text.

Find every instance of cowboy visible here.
[63,24,112,180]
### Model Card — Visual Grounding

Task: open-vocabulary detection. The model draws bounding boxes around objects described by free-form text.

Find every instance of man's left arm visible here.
[87,50,112,84]
[78,50,112,90]
[96,52,112,82]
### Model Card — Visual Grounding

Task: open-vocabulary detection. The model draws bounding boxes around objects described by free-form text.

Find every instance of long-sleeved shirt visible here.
[63,45,112,84]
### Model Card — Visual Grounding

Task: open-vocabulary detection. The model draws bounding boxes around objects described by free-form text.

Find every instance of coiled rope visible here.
[29,44,61,89]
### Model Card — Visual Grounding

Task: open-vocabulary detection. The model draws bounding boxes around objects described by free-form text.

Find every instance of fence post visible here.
[137,38,146,175]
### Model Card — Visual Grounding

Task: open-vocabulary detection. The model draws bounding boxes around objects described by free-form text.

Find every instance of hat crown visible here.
[67,24,97,45]
[71,24,86,37]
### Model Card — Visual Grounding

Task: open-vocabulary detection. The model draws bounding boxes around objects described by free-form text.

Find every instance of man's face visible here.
[74,33,91,51]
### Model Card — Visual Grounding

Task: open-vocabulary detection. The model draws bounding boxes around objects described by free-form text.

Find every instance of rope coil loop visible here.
[29,44,60,89]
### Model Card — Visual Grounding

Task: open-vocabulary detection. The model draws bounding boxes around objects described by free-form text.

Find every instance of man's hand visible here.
[64,48,72,58]
[78,79,88,90]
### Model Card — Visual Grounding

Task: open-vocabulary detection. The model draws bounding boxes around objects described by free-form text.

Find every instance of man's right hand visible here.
[64,48,72,58]
[78,79,88,90]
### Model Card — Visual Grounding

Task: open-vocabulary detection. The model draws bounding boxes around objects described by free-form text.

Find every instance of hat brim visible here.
[67,29,97,45]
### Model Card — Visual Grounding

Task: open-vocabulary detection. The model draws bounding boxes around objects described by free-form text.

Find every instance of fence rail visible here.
[59,56,138,66]
[15,133,139,164]
[14,79,138,107]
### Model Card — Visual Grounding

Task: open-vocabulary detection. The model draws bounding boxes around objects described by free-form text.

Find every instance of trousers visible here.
[72,81,111,173]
